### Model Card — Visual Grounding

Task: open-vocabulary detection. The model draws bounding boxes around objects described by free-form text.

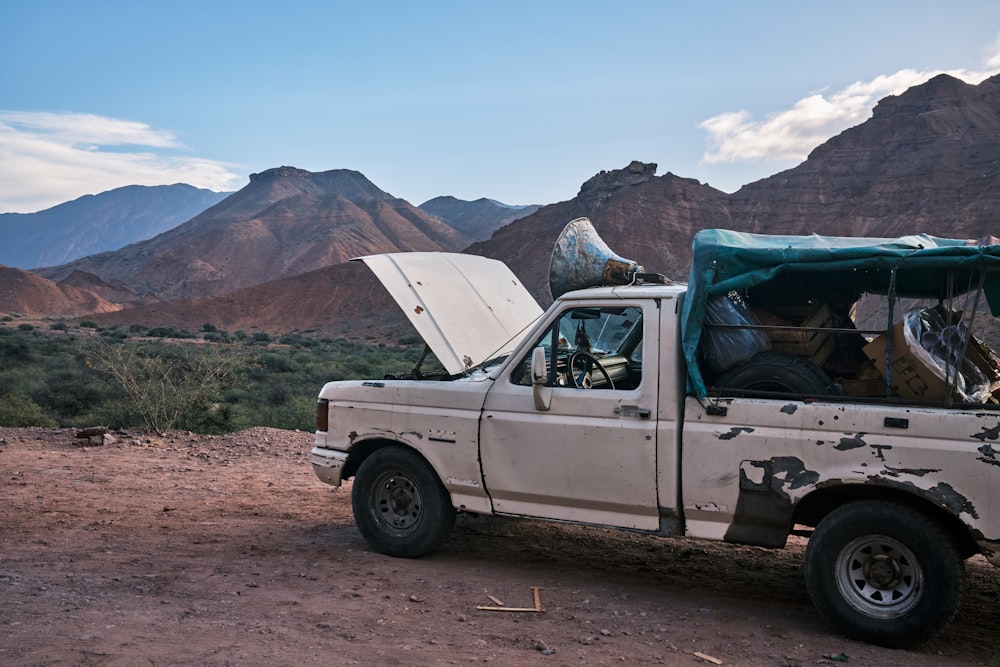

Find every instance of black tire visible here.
[716,351,836,396]
[803,500,964,648]
[351,447,456,558]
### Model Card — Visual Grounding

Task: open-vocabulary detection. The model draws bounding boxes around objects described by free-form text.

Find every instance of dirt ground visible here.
[2,426,999,666]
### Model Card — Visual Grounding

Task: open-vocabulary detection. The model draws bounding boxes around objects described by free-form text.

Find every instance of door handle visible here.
[614,405,650,419]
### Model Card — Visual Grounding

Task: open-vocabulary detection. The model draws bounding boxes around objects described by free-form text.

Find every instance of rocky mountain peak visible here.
[243,166,390,203]
[248,166,313,182]
[871,74,979,121]
[578,161,658,204]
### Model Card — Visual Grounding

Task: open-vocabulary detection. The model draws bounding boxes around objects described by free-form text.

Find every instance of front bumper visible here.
[311,446,348,486]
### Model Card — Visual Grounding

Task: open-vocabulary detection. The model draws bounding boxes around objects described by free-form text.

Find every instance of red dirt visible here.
[1,426,998,666]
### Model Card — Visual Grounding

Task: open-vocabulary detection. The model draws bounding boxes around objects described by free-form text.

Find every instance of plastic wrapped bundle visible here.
[700,293,771,378]
[905,307,990,403]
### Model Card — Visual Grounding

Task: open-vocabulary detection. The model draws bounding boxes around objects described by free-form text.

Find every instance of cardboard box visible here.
[863,321,945,400]
[752,302,834,366]
[861,316,1000,402]
[839,359,889,396]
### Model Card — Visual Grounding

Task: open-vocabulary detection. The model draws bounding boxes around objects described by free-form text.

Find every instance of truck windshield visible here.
[554,308,640,356]
[510,305,644,389]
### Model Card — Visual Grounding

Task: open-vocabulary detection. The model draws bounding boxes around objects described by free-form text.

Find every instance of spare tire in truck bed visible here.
[715,351,838,396]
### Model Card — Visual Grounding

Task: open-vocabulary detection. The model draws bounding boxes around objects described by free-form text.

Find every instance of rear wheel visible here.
[352,447,455,558]
[803,500,964,647]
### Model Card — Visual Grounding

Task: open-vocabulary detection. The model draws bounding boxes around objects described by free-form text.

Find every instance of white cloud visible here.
[0,111,244,213]
[700,39,1000,166]
[987,33,1000,69]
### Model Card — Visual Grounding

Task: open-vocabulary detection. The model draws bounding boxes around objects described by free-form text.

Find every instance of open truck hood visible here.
[355,252,543,375]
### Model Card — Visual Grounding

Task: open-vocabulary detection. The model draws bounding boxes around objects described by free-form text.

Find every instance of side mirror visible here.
[531,346,552,411]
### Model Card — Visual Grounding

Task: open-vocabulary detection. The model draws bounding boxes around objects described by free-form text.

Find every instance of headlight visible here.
[315,398,329,431]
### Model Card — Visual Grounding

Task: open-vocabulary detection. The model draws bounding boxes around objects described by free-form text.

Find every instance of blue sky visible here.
[2,1,1000,213]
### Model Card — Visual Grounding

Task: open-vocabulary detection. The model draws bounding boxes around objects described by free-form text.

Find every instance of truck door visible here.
[480,299,662,529]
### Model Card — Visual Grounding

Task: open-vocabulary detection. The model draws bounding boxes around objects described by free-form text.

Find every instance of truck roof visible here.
[555,283,688,301]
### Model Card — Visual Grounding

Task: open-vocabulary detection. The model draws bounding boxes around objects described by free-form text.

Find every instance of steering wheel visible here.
[569,351,614,389]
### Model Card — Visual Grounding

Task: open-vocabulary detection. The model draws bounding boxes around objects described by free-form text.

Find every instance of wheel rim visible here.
[834,534,923,619]
[372,469,423,533]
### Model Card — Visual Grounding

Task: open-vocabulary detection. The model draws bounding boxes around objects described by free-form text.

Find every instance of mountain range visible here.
[3,73,1000,337]
[0,184,231,270]
[418,196,539,241]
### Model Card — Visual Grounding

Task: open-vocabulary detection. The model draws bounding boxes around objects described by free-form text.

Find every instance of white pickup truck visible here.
[312,219,1000,648]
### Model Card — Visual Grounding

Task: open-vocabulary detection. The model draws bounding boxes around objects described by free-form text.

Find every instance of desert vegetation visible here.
[0,320,428,433]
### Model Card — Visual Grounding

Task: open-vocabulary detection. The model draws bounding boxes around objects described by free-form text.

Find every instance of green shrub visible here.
[87,341,247,433]
[100,327,128,340]
[30,365,115,424]
[0,329,433,433]
[0,393,58,427]
[0,335,33,362]
[146,325,195,339]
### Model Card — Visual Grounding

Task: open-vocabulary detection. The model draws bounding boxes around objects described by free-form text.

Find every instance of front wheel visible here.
[351,447,456,558]
[803,500,964,648]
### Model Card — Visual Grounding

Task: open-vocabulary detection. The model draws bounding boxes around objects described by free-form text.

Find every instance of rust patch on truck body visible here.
[924,481,980,520]
[719,427,754,441]
[880,465,941,477]
[865,474,980,520]
[971,423,1000,442]
[978,444,1000,466]
[724,456,819,548]
[834,433,867,451]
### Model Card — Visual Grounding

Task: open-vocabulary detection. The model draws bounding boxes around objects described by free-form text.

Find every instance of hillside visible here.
[0,265,123,317]
[81,262,402,339]
[729,73,1000,240]
[38,167,472,300]
[0,184,229,270]
[464,162,732,303]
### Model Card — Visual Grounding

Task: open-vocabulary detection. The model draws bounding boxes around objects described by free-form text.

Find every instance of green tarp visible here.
[681,229,1000,397]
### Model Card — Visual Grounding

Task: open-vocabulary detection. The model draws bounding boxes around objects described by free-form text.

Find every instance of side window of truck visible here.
[510,306,643,390]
